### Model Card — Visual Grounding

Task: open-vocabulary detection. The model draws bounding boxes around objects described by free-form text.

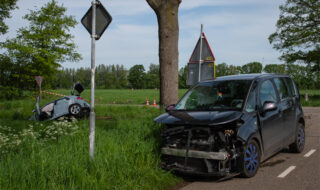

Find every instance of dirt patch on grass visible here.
[96,116,113,120]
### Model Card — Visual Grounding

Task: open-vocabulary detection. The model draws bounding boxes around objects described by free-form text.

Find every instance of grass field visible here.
[0,99,180,189]
[0,88,319,189]
[51,89,188,105]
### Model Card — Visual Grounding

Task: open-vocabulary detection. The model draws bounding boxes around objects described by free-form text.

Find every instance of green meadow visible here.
[0,99,180,190]
[0,89,319,189]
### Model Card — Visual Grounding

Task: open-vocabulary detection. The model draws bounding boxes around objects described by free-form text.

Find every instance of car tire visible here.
[82,108,90,118]
[69,104,82,117]
[289,123,305,153]
[241,140,260,178]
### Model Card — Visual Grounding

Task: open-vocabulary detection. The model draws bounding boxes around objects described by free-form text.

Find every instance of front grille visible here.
[162,126,213,151]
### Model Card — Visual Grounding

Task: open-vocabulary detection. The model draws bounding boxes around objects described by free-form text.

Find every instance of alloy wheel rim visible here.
[71,105,80,114]
[297,128,305,150]
[244,143,259,174]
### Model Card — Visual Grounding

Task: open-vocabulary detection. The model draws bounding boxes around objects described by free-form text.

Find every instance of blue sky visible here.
[2,0,286,70]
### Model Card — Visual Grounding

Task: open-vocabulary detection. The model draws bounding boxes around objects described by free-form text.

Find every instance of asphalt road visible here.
[180,107,320,190]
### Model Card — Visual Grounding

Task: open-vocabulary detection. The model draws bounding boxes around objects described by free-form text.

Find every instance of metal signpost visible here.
[81,0,112,159]
[198,24,204,82]
[186,25,216,86]
[35,76,44,101]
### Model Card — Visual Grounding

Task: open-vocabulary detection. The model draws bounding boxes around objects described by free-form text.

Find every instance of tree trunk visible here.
[147,0,181,107]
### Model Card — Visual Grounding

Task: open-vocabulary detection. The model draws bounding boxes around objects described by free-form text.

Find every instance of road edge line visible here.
[304,149,316,157]
[277,166,296,178]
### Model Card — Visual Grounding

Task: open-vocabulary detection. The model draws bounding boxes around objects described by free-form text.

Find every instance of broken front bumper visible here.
[160,126,238,176]
[162,148,229,160]
[161,147,231,176]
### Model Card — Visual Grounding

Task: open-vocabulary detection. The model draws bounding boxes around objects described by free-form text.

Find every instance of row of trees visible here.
[48,61,319,90]
[214,62,319,89]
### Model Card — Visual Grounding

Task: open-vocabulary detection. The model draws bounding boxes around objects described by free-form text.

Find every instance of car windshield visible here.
[175,80,252,111]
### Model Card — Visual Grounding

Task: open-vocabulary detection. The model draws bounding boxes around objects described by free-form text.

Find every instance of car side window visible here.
[245,84,257,113]
[285,77,297,97]
[274,78,290,100]
[259,80,277,106]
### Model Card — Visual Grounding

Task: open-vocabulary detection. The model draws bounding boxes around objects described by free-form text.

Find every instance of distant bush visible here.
[0,86,20,100]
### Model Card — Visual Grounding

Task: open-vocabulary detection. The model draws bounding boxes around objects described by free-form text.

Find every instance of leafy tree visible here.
[215,63,229,77]
[228,65,242,75]
[286,64,313,89]
[0,0,18,35]
[53,68,75,89]
[1,0,81,91]
[269,0,320,82]
[128,65,146,89]
[145,64,159,89]
[114,65,128,89]
[215,63,241,77]
[75,68,91,88]
[178,66,187,89]
[148,63,159,75]
[241,62,263,74]
[146,0,181,106]
[263,64,286,74]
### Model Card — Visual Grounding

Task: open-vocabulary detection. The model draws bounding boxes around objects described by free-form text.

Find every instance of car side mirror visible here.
[262,101,277,113]
[165,104,176,112]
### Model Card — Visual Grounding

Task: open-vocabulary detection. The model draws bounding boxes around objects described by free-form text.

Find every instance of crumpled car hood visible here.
[154,110,243,126]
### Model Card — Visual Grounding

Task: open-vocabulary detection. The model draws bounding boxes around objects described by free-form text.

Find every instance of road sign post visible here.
[198,24,203,82]
[82,0,112,159]
[89,0,96,159]
[35,76,44,101]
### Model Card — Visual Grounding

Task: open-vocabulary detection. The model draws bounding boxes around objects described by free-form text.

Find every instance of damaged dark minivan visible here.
[155,74,305,178]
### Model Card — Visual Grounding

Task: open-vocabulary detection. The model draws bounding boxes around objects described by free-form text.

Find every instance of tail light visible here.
[77,97,83,100]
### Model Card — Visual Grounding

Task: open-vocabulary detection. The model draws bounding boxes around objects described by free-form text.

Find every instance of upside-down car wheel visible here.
[69,104,82,117]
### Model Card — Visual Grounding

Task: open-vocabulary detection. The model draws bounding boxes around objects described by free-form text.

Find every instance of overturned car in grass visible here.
[30,82,90,121]
[155,74,305,178]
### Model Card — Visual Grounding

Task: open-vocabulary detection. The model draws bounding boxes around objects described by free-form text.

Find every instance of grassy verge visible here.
[0,100,180,190]
[300,90,320,107]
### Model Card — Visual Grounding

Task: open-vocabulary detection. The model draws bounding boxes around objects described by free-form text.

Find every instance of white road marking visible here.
[304,149,316,158]
[277,166,296,178]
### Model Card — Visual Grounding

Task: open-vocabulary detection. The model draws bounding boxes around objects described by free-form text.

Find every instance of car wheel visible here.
[69,104,82,117]
[289,123,305,153]
[241,140,260,178]
[82,108,90,118]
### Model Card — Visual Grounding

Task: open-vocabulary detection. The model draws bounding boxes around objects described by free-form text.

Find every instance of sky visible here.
[2,0,286,70]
